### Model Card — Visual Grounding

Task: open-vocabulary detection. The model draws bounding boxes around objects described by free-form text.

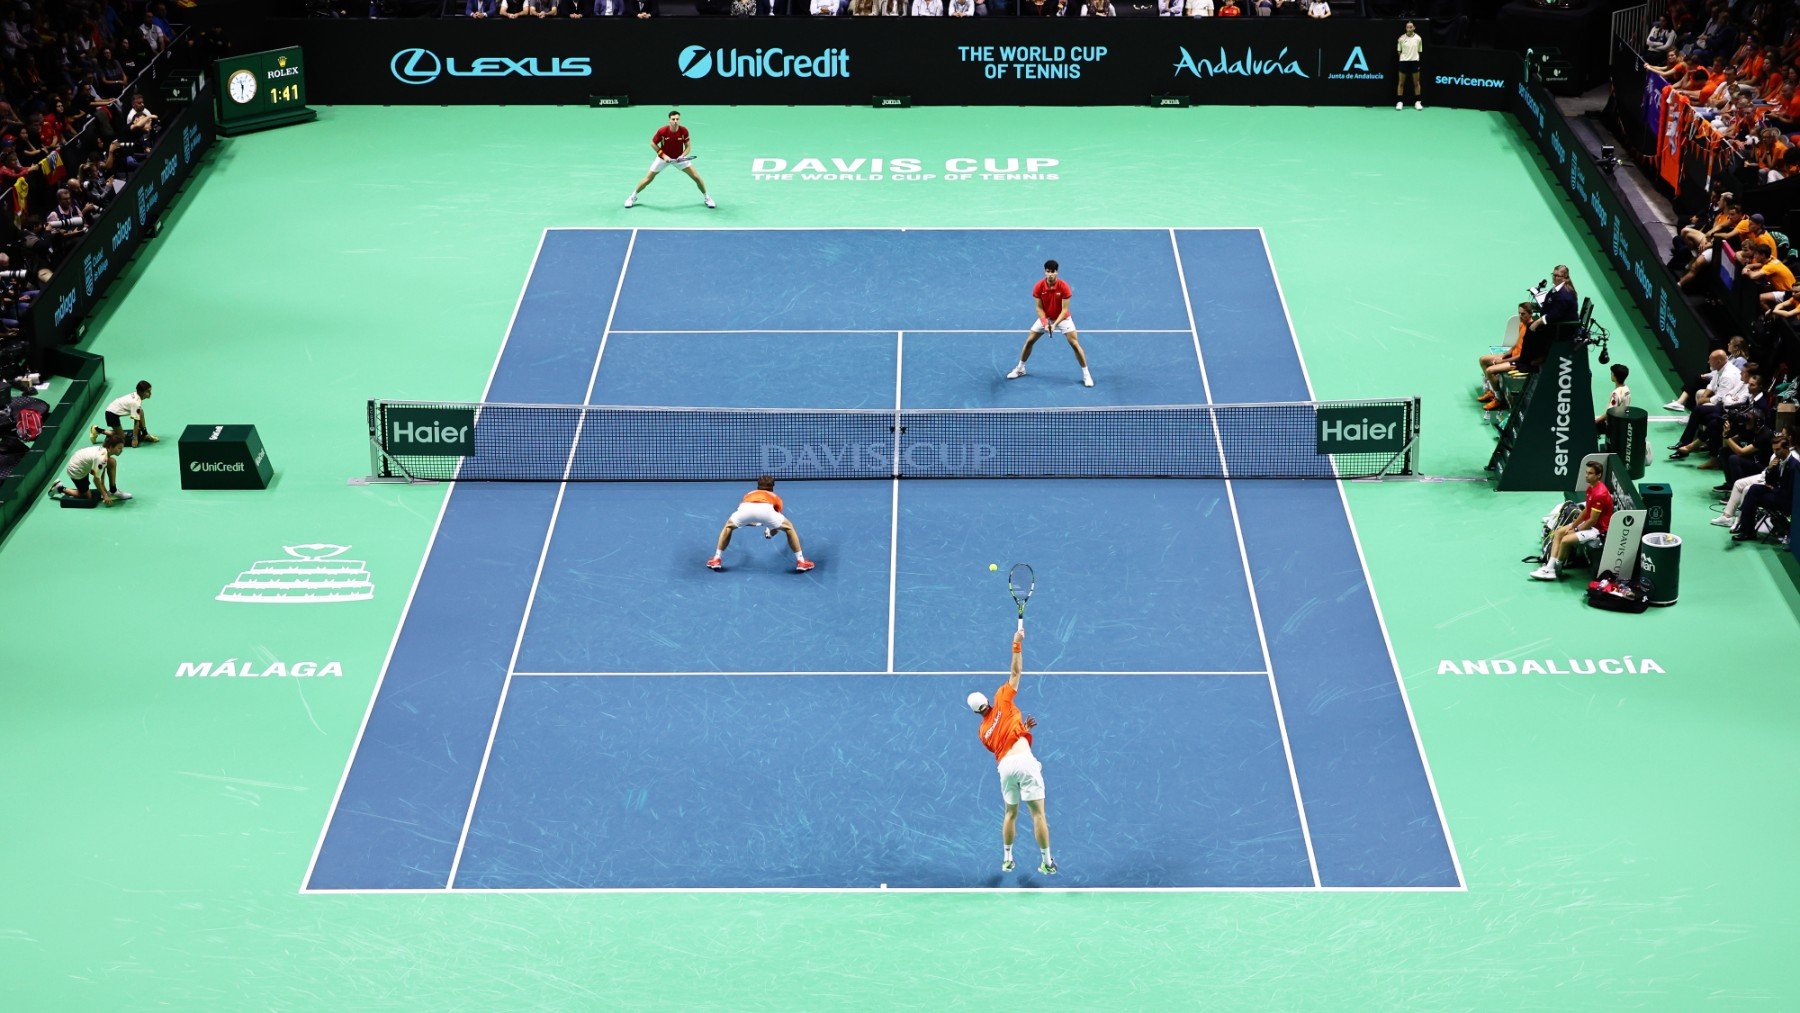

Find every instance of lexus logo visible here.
[392,47,443,85]
[678,45,713,79]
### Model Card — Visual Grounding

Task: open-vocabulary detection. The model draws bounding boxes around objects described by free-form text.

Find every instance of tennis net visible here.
[366,397,1421,482]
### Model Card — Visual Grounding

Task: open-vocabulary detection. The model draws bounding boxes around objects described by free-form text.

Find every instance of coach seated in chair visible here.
[1671,351,1751,461]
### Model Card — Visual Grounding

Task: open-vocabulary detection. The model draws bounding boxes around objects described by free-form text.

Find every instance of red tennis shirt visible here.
[1033,278,1072,320]
[653,124,689,160]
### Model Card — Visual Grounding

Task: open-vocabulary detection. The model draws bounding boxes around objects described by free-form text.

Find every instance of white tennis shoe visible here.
[1006,364,1027,379]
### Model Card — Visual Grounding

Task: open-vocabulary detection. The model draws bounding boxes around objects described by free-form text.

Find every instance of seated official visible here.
[1732,437,1798,541]
[1713,430,1788,529]
[1477,302,1539,411]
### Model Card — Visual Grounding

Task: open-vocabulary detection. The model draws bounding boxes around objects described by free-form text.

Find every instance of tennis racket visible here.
[1008,563,1035,635]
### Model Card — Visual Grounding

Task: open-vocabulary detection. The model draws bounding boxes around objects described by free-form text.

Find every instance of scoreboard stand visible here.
[215,46,316,136]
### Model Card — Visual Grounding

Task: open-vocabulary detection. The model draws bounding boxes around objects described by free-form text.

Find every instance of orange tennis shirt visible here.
[978,683,1033,764]
[743,489,784,513]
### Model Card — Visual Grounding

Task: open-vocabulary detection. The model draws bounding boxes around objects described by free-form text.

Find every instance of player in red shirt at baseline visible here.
[1005,259,1093,388]
[707,475,814,572]
[625,110,714,210]
[967,626,1056,875]
[1530,458,1614,581]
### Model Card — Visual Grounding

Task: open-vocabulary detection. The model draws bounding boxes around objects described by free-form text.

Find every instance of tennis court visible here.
[304,228,1459,891]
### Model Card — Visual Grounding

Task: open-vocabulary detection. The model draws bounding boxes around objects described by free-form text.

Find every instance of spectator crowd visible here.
[455,0,1341,16]
[0,1,209,346]
[1643,0,1800,182]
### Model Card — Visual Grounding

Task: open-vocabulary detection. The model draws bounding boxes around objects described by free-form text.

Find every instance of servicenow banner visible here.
[1509,78,1710,379]
[277,19,1515,108]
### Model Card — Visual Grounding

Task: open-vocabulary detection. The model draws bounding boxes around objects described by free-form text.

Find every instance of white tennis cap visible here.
[966,692,989,713]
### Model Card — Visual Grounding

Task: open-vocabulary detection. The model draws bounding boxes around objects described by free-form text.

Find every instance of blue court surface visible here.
[305,229,1462,892]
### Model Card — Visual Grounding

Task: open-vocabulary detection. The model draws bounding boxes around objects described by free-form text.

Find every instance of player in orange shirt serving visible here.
[706,475,814,572]
[967,626,1056,875]
[1005,259,1093,387]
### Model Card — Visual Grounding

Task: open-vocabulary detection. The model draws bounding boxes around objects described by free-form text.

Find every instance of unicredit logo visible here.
[191,460,247,472]
[677,45,849,80]
[391,48,593,86]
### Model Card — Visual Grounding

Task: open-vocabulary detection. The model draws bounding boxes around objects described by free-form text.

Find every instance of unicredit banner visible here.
[277,19,1514,108]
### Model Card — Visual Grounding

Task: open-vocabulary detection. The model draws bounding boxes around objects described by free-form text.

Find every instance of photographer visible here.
[1714,374,1773,486]
[45,189,89,241]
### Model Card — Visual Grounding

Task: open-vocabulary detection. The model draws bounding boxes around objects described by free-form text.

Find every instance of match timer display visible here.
[214,46,318,136]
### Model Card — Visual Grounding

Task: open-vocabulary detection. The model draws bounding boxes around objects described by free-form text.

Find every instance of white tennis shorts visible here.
[1576,527,1604,548]
[648,154,694,175]
[997,740,1046,806]
[1029,317,1077,335]
[728,501,787,530]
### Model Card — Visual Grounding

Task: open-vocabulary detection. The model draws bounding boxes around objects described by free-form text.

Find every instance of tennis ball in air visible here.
[989,563,998,571]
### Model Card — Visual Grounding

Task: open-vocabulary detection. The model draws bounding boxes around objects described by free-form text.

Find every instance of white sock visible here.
[1041,846,1052,862]
[795,551,806,562]
[1003,844,1013,861]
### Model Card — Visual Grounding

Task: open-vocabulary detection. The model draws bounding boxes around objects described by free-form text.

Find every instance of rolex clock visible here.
[214,46,317,136]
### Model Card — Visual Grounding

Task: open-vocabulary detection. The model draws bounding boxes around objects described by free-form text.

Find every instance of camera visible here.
[54,216,84,228]
[0,269,26,280]
[1596,144,1620,175]
[11,372,42,388]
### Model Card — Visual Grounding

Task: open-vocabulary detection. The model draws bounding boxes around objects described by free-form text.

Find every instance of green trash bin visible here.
[1605,406,1649,480]
[1639,481,1672,535]
[1639,532,1681,606]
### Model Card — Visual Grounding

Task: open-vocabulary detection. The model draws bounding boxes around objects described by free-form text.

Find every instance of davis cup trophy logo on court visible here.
[217,544,374,604]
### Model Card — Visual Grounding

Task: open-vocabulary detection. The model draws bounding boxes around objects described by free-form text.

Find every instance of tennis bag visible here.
[1525,500,1584,564]
[1586,571,1651,614]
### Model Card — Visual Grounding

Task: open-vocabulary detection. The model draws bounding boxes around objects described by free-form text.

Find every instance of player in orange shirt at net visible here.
[967,626,1056,875]
[706,475,814,572]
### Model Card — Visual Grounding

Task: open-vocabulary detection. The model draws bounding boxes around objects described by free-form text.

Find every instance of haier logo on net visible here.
[390,48,592,86]
[678,45,850,80]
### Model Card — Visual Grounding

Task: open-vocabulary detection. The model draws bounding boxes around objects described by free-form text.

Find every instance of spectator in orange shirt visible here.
[1742,243,1796,310]
[966,627,1055,876]
[707,475,814,572]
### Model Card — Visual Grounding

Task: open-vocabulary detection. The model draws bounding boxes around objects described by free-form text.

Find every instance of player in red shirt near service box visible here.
[1005,259,1094,387]
[625,110,714,210]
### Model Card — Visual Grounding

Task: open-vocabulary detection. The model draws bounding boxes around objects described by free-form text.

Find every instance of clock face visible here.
[228,69,256,105]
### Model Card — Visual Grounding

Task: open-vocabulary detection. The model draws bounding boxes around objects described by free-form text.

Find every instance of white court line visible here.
[509,670,1269,677]
[300,229,554,895]
[443,229,640,891]
[547,226,1261,233]
[888,331,904,673]
[1255,228,1467,891]
[303,884,1465,896]
[1169,228,1322,889]
[606,329,1191,335]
